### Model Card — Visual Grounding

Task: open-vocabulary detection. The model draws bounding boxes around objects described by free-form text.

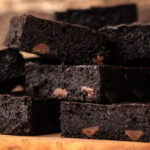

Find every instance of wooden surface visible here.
[0,134,150,150]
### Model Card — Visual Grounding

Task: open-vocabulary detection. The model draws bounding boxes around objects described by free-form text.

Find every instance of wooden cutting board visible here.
[0,134,150,150]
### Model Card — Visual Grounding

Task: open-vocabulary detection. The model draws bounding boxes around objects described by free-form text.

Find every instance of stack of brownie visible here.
[0,49,60,135]
[1,3,150,142]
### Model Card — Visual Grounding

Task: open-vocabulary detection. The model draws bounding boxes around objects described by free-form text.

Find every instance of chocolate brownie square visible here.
[4,15,99,65]
[55,4,137,30]
[25,62,100,103]
[0,94,60,135]
[0,49,24,93]
[25,62,150,103]
[61,101,150,142]
[97,24,150,66]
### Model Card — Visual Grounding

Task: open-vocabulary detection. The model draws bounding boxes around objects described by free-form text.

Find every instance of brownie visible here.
[4,15,99,65]
[61,101,150,142]
[0,49,24,93]
[0,94,60,135]
[55,4,137,30]
[97,24,150,66]
[25,62,100,103]
[25,62,150,103]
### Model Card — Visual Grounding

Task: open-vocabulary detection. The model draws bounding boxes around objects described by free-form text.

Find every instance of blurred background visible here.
[0,0,150,50]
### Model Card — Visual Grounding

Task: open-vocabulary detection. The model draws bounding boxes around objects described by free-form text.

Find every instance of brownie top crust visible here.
[55,4,137,30]
[4,15,100,65]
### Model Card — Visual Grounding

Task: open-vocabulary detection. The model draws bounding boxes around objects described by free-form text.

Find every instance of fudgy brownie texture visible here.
[25,62,100,103]
[0,94,60,135]
[4,15,99,65]
[0,49,24,93]
[97,24,150,66]
[25,62,150,103]
[61,101,150,142]
[55,4,137,30]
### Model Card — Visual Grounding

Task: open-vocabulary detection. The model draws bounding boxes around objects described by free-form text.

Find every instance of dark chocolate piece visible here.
[61,101,150,142]
[0,94,60,135]
[97,23,150,66]
[5,15,99,65]
[0,49,24,93]
[55,4,137,30]
[25,62,150,103]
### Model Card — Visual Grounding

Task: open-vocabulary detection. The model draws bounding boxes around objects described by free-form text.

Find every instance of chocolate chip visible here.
[11,85,24,93]
[32,43,50,54]
[104,91,116,102]
[81,126,99,137]
[97,55,104,62]
[125,130,143,141]
[54,88,68,99]
[81,86,94,99]
[133,89,144,99]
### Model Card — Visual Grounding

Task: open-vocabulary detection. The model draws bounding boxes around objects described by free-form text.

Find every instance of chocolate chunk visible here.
[125,130,143,141]
[97,55,104,62]
[32,43,50,54]
[81,126,99,137]
[81,86,94,99]
[54,88,68,99]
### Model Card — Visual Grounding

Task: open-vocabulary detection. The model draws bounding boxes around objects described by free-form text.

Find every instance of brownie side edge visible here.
[4,15,28,49]
[61,101,150,142]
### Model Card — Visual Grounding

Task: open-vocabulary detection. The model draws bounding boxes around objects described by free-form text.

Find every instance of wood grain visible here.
[0,134,150,150]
